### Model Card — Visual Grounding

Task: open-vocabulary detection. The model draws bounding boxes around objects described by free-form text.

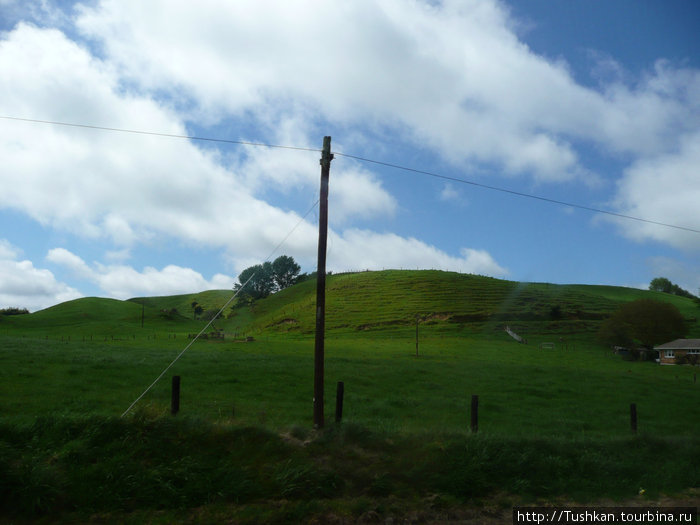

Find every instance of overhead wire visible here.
[120,197,320,417]
[4,114,698,412]
[1,114,698,234]
[333,151,700,235]
[0,115,322,153]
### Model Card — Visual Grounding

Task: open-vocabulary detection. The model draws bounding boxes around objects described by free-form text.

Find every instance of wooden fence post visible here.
[171,375,181,415]
[630,403,637,433]
[470,394,479,433]
[335,381,344,424]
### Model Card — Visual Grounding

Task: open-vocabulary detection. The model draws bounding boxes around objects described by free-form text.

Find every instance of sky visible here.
[0,0,698,311]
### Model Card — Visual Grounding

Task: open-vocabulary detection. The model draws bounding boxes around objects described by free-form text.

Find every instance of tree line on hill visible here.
[649,277,698,300]
[0,307,29,316]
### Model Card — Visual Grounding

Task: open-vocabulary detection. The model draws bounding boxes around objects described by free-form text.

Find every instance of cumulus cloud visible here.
[327,229,508,277]
[46,247,92,276]
[0,16,510,287]
[73,0,591,180]
[0,23,319,256]
[1,0,697,305]
[72,0,698,184]
[47,248,235,299]
[611,131,700,250]
[0,240,82,311]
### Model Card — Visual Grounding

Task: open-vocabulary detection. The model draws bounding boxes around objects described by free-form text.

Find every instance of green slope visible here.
[128,289,234,320]
[1,296,197,335]
[3,270,698,337]
[225,270,700,336]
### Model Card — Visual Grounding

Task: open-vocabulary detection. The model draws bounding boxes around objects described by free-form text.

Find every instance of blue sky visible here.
[0,0,698,311]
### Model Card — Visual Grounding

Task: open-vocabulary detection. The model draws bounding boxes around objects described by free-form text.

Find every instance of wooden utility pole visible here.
[314,136,333,429]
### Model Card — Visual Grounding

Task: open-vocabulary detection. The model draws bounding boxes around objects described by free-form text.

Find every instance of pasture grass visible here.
[1,270,699,521]
[1,330,698,436]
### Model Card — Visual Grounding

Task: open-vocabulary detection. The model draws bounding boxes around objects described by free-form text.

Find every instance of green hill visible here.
[3,270,698,338]
[128,289,234,320]
[225,270,700,337]
[1,296,197,335]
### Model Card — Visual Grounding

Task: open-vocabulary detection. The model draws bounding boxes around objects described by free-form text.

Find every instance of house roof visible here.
[654,339,700,350]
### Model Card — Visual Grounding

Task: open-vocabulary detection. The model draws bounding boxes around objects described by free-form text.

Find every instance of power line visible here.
[333,152,700,235]
[2,114,697,234]
[120,198,320,418]
[0,115,321,153]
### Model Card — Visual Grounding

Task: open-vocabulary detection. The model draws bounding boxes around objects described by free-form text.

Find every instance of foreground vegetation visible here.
[2,414,698,523]
[1,271,699,521]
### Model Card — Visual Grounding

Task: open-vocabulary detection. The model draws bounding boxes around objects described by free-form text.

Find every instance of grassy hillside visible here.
[0,296,204,337]
[3,270,698,339]
[129,289,234,320]
[2,270,699,522]
[224,270,700,337]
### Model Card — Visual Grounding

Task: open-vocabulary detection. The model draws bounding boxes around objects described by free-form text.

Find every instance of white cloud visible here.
[0,22,403,262]
[73,0,588,180]
[47,248,235,299]
[330,168,397,223]
[46,247,93,277]
[232,139,396,224]
[72,0,698,186]
[0,23,319,258]
[92,264,234,299]
[327,229,508,277]
[1,0,697,294]
[611,131,700,250]
[0,239,20,259]
[0,240,82,311]
[439,183,461,203]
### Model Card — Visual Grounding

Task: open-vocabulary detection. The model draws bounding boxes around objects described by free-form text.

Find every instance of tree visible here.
[234,255,302,305]
[649,277,696,300]
[191,301,203,319]
[598,298,687,349]
[272,255,301,289]
[649,277,673,294]
[234,261,276,301]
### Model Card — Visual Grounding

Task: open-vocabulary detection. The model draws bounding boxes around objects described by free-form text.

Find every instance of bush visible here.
[598,299,686,349]
[0,307,29,316]
[676,353,700,366]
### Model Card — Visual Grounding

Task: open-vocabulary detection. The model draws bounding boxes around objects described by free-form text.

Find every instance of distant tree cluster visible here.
[649,277,697,300]
[0,307,29,316]
[234,255,303,305]
[191,301,204,320]
[598,298,687,351]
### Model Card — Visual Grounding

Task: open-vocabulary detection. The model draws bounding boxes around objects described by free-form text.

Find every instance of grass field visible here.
[2,331,698,436]
[1,271,699,522]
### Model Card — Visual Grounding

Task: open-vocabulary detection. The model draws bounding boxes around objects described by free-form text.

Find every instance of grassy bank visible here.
[1,414,698,522]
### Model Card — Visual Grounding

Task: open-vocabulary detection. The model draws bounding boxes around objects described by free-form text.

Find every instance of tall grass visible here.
[1,415,698,520]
